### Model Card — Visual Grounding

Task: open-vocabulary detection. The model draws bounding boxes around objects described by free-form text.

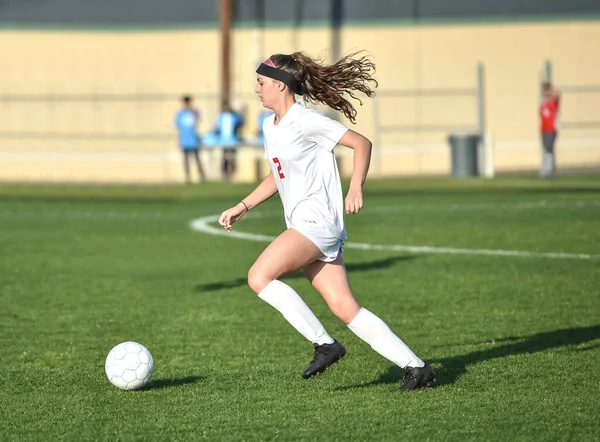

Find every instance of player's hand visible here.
[218,203,247,232]
[345,187,363,215]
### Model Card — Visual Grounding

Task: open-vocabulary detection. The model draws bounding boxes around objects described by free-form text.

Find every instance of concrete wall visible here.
[1,18,599,183]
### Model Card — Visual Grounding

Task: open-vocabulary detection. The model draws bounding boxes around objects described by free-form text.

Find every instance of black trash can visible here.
[448,133,480,178]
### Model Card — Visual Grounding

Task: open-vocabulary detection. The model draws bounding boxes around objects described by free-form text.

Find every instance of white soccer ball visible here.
[105,341,154,390]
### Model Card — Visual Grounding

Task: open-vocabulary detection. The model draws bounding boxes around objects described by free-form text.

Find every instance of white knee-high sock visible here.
[258,280,335,345]
[347,307,425,368]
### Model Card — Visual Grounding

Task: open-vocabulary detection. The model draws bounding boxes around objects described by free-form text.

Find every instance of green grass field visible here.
[1,175,599,441]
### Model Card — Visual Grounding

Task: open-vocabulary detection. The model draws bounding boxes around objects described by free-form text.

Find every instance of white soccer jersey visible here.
[263,103,349,241]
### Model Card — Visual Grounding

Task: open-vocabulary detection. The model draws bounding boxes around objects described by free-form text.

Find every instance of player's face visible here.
[256,75,279,109]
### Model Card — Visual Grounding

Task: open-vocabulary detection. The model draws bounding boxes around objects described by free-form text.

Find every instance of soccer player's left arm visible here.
[338,129,372,214]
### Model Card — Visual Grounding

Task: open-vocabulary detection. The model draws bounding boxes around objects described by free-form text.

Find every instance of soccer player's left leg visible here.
[305,256,436,390]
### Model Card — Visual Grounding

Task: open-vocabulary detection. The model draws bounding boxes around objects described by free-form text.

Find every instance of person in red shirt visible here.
[540,82,560,178]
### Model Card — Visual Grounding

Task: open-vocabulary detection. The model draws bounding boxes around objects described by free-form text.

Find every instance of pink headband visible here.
[263,58,276,68]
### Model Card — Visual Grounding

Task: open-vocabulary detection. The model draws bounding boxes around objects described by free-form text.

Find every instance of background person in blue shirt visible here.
[174,95,205,183]
[218,104,244,182]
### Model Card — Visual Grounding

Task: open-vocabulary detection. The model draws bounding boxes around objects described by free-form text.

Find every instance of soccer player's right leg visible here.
[305,256,436,391]
[248,229,341,377]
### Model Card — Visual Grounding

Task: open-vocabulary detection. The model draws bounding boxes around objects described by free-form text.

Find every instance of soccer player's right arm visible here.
[241,172,277,211]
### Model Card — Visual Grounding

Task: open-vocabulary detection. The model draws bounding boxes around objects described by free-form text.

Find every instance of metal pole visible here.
[544,59,553,84]
[327,0,343,121]
[220,0,232,111]
[477,62,486,140]
[372,96,381,177]
[331,0,342,62]
[477,62,490,177]
[539,69,544,101]
[292,0,304,50]
[254,0,265,66]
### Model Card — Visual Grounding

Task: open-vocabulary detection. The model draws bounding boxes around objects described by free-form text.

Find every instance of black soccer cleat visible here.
[302,340,347,379]
[392,363,437,392]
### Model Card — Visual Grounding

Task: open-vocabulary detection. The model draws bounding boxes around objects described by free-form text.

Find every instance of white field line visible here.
[189,215,599,261]
[0,202,596,259]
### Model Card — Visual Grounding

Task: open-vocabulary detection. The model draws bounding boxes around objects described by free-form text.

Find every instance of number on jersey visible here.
[273,157,285,179]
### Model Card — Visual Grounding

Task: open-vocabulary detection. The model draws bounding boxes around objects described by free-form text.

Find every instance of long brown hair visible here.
[269,51,377,124]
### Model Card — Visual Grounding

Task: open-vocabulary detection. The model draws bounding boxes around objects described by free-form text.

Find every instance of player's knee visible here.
[328,301,358,325]
[247,267,270,294]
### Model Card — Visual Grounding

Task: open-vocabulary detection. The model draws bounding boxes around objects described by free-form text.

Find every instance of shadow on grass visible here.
[337,324,600,390]
[143,376,203,391]
[193,255,417,292]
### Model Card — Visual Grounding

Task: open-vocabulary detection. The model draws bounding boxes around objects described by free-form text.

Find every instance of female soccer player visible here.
[218,51,436,391]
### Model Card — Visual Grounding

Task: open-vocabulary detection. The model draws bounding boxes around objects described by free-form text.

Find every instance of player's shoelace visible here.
[311,345,327,361]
